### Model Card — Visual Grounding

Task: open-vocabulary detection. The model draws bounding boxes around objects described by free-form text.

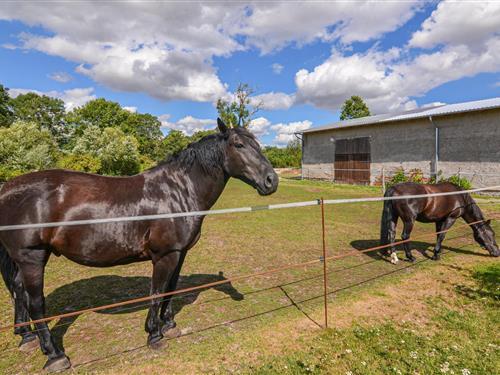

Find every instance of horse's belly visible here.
[51,224,149,267]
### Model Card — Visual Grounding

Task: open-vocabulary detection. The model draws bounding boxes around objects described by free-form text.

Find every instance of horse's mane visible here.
[156,132,227,176]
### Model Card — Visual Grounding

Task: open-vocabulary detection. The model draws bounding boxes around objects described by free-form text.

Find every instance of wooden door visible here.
[334,137,370,184]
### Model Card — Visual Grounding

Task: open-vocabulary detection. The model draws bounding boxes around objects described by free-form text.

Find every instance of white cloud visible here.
[48,71,73,83]
[271,120,312,145]
[0,2,421,104]
[494,81,500,88]
[160,115,215,136]
[409,1,500,49]
[295,32,500,113]
[249,117,272,137]
[271,63,283,74]
[8,87,96,111]
[123,106,137,113]
[240,2,420,53]
[251,92,295,111]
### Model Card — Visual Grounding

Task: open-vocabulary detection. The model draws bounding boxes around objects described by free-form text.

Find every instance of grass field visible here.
[0,178,499,374]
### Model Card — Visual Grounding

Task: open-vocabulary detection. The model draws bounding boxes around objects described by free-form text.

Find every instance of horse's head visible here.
[472,220,499,257]
[217,118,278,196]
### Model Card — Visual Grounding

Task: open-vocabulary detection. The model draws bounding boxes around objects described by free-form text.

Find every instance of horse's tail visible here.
[380,187,395,247]
[0,242,17,298]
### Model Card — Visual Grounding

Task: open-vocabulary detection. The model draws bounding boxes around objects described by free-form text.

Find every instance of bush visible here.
[0,121,59,181]
[72,126,141,175]
[445,174,473,190]
[57,153,101,173]
[386,168,472,190]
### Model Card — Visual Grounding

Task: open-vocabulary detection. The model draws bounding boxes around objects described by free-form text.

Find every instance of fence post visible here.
[320,197,328,328]
[382,167,386,195]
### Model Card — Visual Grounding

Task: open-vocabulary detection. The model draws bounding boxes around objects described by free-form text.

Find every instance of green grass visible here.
[248,262,500,375]
[0,178,499,374]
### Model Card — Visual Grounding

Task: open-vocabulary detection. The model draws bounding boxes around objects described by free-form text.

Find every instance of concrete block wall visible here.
[301,108,500,187]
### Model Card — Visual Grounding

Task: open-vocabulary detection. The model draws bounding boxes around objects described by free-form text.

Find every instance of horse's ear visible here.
[486,219,491,225]
[217,118,228,134]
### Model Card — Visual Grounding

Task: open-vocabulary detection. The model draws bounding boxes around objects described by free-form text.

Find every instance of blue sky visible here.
[1,1,499,145]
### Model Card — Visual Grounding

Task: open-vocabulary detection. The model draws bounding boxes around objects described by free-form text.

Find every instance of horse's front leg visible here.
[159,250,187,339]
[145,251,180,349]
[432,217,457,260]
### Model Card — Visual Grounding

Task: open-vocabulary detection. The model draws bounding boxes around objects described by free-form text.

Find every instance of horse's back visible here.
[388,182,467,222]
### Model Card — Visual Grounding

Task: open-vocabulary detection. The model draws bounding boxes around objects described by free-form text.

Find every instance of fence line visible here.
[0,213,494,334]
[1,186,499,232]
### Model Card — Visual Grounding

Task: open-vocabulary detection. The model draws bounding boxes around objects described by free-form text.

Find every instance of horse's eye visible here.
[235,143,244,148]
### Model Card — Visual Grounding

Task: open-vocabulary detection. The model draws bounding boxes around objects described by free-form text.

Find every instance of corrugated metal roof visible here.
[299,97,500,134]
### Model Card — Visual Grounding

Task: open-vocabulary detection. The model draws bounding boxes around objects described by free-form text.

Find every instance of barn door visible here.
[334,137,371,184]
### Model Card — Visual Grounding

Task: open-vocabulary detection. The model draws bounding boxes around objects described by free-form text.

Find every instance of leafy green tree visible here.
[121,112,163,160]
[56,153,101,173]
[159,130,190,158]
[66,98,129,131]
[10,92,68,144]
[189,129,216,143]
[263,139,302,168]
[0,121,59,181]
[340,95,371,121]
[0,84,14,127]
[72,125,141,175]
[216,83,262,128]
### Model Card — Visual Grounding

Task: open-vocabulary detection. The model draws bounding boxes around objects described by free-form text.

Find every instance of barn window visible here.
[334,137,371,184]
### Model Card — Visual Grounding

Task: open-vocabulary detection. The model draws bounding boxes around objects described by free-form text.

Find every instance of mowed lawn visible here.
[0,178,498,374]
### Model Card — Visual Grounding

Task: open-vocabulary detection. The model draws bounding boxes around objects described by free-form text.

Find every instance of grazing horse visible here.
[0,119,278,372]
[380,182,499,264]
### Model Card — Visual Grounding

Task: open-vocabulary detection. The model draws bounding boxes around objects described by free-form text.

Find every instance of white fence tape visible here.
[0,185,499,232]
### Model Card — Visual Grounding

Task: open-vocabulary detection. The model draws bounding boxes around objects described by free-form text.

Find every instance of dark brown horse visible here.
[380,182,499,264]
[0,119,278,372]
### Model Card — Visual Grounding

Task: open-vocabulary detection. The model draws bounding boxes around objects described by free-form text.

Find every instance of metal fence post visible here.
[382,167,386,195]
[320,197,328,328]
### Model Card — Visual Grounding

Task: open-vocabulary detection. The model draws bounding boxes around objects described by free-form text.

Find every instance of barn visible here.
[298,97,500,188]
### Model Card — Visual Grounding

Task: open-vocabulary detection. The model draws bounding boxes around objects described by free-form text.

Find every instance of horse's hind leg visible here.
[402,219,416,262]
[16,249,70,372]
[12,272,39,352]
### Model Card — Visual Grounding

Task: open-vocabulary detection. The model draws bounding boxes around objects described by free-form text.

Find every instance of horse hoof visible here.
[18,335,39,353]
[407,257,416,263]
[161,325,181,339]
[148,336,167,350]
[43,355,71,373]
[431,255,440,261]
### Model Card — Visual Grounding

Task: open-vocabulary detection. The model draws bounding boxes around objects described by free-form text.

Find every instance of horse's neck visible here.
[145,163,228,212]
[462,197,484,224]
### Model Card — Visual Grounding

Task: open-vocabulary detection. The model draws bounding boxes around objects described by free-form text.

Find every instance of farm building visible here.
[298,97,500,187]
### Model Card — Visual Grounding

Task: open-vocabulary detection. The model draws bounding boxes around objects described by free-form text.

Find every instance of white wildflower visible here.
[410,351,418,359]
[345,349,352,354]
[440,362,450,373]
[461,369,471,375]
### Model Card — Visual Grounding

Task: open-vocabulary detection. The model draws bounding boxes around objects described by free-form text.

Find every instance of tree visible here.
[121,112,163,160]
[66,98,129,131]
[0,121,59,181]
[263,139,302,168]
[340,95,371,121]
[216,83,262,128]
[0,84,14,126]
[159,130,190,158]
[72,125,141,175]
[10,92,68,144]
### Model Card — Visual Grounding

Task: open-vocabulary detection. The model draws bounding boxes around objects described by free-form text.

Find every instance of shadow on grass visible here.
[350,237,488,262]
[73,254,438,370]
[46,272,243,351]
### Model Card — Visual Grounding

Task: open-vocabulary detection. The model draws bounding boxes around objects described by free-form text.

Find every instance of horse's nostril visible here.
[265,174,274,188]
